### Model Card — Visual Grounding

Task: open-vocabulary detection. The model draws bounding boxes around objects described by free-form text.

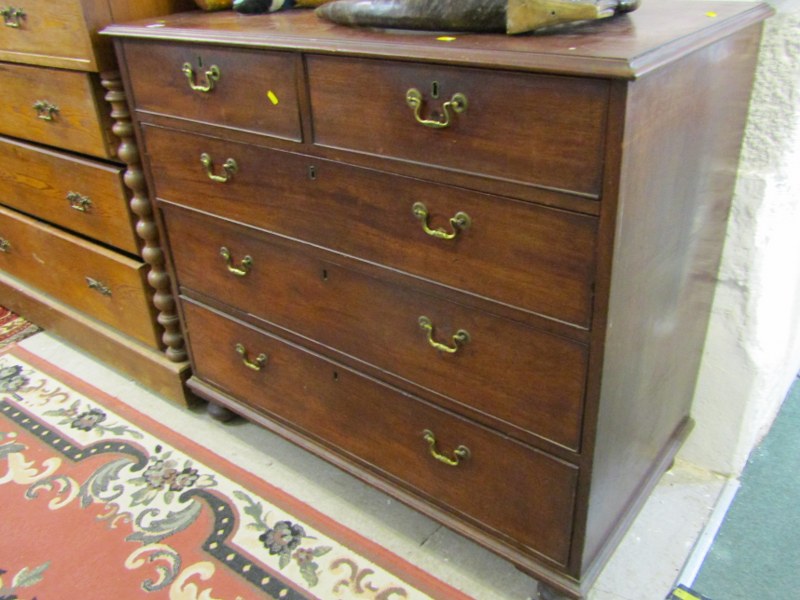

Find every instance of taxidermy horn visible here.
[315,0,640,35]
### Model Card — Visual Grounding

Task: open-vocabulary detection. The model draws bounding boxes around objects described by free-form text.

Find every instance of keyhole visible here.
[321,269,328,281]
[197,55,203,68]
[332,371,339,382]
[308,165,317,180]
[431,81,440,99]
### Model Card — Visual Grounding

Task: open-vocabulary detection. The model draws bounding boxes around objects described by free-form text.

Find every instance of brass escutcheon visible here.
[412,202,471,241]
[235,343,267,371]
[418,316,470,354]
[182,61,220,93]
[201,153,238,183]
[0,237,10,253]
[405,88,467,129]
[1,6,25,27]
[422,429,470,467]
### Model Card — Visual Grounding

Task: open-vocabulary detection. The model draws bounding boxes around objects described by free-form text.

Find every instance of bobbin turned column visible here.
[101,71,187,363]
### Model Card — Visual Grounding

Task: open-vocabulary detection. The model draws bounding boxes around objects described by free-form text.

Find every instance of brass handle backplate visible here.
[86,277,112,296]
[418,316,470,354]
[33,100,58,121]
[412,202,470,240]
[235,343,267,371]
[0,237,10,253]
[219,246,252,276]
[182,62,220,93]
[201,153,238,183]
[67,191,92,213]
[422,429,470,467]
[1,6,25,27]
[406,88,467,129]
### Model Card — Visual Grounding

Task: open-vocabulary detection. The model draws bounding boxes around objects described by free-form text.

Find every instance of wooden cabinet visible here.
[0,0,194,404]
[106,2,771,597]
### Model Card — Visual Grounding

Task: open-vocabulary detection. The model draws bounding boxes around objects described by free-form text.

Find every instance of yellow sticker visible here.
[436,36,457,42]
[705,11,718,17]
[267,90,279,105]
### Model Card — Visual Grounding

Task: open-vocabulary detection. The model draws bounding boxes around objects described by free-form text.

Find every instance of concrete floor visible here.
[18,332,729,599]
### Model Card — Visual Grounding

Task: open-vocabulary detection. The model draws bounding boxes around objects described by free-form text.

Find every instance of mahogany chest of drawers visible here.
[0,0,193,402]
[106,2,770,596]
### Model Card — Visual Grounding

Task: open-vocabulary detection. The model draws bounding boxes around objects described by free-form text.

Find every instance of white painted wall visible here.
[679,0,800,475]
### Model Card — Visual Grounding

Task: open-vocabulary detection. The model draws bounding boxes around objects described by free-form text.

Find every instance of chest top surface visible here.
[103,0,771,78]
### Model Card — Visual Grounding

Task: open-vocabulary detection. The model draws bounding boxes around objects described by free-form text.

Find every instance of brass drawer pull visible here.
[235,343,267,371]
[0,237,10,253]
[32,100,59,121]
[67,191,92,213]
[405,88,467,130]
[219,246,253,276]
[412,202,470,240]
[182,62,220,93]
[1,6,25,27]
[201,152,238,183]
[85,277,112,296]
[422,429,470,467]
[418,316,470,354]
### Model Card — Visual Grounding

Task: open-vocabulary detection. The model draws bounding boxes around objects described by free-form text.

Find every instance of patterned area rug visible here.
[0,346,471,600]
[0,308,40,349]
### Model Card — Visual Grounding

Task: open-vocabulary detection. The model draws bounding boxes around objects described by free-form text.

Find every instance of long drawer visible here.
[182,299,579,566]
[145,126,597,328]
[0,0,94,67]
[0,135,138,254]
[307,55,608,197]
[0,61,116,159]
[164,203,588,450]
[0,206,159,348]
[121,40,302,142]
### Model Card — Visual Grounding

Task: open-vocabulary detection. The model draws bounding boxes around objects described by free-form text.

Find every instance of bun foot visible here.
[207,401,237,422]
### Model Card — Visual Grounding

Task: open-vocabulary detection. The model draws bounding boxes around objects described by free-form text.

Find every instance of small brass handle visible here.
[219,246,252,277]
[0,237,10,253]
[33,100,58,121]
[235,343,267,371]
[405,88,467,130]
[418,316,470,354]
[67,191,92,213]
[412,202,470,241]
[182,62,220,93]
[1,6,25,27]
[201,153,238,183]
[86,277,112,296]
[422,429,470,467]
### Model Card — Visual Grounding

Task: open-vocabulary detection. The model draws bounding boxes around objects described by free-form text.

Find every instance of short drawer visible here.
[307,55,608,196]
[0,61,116,159]
[0,0,94,68]
[182,299,578,566]
[164,204,588,450]
[0,206,159,348]
[0,136,138,254]
[145,126,597,327]
[121,41,301,142]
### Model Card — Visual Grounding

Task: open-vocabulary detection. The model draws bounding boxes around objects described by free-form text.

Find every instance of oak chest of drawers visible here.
[0,0,194,402]
[106,2,770,596]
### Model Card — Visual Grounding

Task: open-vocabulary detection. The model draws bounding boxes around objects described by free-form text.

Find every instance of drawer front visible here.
[0,0,93,67]
[145,126,597,327]
[0,136,138,254]
[307,55,608,196]
[0,62,115,159]
[164,205,588,450]
[183,300,578,566]
[122,41,301,142]
[0,206,159,348]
